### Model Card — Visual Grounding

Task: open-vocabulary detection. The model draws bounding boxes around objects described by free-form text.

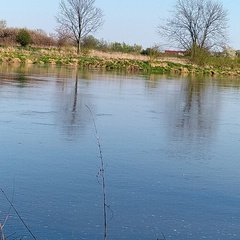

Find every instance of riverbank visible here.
[0,46,240,76]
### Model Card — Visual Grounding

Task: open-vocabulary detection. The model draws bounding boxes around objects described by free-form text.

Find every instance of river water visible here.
[0,64,240,240]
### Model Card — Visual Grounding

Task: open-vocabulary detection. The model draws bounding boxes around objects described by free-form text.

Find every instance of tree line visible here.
[0,22,161,57]
[0,0,236,64]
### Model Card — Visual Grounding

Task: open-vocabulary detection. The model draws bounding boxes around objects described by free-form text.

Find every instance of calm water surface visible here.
[0,65,240,240]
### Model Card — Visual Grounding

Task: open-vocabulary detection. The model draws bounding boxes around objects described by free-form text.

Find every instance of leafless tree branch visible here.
[157,0,228,53]
[56,0,104,53]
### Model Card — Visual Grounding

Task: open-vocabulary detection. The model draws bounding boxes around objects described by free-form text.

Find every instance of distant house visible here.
[164,50,186,56]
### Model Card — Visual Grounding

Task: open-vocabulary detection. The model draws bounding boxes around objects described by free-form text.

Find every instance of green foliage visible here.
[108,42,142,54]
[188,46,211,66]
[16,29,32,47]
[207,55,240,69]
[141,48,151,55]
[141,45,161,60]
[82,35,100,49]
[80,36,143,54]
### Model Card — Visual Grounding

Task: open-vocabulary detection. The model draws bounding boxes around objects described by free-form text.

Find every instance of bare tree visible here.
[158,0,228,57]
[0,20,6,29]
[56,0,104,53]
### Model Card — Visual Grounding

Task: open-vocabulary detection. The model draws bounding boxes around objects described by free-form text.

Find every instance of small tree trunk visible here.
[77,39,81,54]
[190,42,197,61]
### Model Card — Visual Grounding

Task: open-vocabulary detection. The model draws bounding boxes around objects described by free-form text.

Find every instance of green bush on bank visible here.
[16,29,32,47]
[187,46,240,70]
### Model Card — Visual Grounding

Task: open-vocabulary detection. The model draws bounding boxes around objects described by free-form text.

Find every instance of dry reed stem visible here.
[85,104,108,240]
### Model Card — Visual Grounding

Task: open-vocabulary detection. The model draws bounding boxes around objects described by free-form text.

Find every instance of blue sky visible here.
[0,0,239,49]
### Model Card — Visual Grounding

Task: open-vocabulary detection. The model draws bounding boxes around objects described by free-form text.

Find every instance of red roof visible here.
[165,50,186,55]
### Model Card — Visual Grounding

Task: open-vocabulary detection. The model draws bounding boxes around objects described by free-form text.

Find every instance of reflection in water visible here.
[55,69,93,139]
[72,71,78,115]
[15,72,28,87]
[1,65,240,239]
[166,76,220,143]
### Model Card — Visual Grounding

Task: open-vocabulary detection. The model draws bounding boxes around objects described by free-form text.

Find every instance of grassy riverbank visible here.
[0,46,240,76]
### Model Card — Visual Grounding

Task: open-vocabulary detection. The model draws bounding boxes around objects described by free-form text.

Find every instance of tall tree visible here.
[158,0,228,58]
[56,0,104,53]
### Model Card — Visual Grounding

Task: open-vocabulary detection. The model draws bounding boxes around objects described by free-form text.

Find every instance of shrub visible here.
[30,29,56,46]
[0,27,18,46]
[81,35,100,49]
[16,29,32,47]
[187,46,211,66]
[141,45,162,60]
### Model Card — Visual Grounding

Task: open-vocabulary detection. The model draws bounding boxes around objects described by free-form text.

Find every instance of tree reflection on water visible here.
[55,69,94,139]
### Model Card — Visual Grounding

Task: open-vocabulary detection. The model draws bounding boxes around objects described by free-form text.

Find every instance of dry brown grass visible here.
[89,49,188,65]
[89,49,148,60]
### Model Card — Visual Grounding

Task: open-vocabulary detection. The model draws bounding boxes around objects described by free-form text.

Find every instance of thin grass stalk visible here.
[85,104,107,240]
[0,223,5,240]
[0,188,36,240]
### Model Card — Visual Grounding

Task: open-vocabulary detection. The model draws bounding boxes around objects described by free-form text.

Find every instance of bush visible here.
[187,46,211,66]
[107,42,142,54]
[30,29,56,46]
[81,35,100,49]
[0,27,18,46]
[141,45,162,60]
[16,29,32,47]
